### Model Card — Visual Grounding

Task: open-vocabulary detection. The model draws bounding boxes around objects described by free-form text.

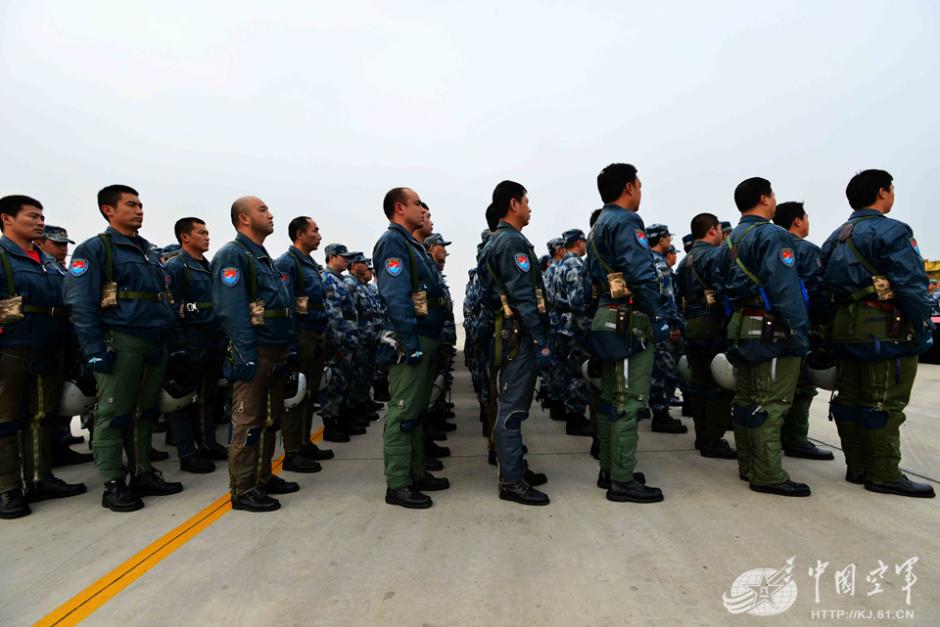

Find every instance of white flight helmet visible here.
[284,372,308,410]
[58,380,97,416]
[678,355,693,384]
[710,353,737,391]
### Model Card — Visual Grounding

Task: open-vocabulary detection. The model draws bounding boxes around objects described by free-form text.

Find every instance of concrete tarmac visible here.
[1,363,938,626]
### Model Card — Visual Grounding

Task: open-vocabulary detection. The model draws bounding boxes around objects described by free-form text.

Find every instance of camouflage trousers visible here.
[321,347,355,419]
[554,333,589,415]
[350,336,377,405]
[650,339,681,414]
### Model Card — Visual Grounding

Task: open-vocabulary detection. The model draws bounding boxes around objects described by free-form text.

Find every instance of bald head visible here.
[231,195,274,242]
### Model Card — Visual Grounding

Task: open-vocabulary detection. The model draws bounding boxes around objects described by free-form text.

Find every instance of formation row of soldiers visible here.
[2,165,934,518]
[0,187,459,517]
[462,165,934,506]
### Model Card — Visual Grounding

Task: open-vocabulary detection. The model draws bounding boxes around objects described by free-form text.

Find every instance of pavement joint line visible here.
[34,427,325,627]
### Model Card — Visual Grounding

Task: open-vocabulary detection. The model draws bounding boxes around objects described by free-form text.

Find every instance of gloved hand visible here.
[535,344,552,370]
[86,350,115,374]
[228,361,257,382]
[404,350,424,366]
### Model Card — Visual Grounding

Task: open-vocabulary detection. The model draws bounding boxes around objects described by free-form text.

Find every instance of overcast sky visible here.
[3,1,939,317]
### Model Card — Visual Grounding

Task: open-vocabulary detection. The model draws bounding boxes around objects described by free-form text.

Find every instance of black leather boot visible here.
[102,480,144,512]
[0,488,31,519]
[385,486,432,509]
[606,479,663,503]
[231,488,280,512]
[499,480,549,506]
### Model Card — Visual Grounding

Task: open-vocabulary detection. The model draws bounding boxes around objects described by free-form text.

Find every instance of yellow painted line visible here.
[36,426,325,627]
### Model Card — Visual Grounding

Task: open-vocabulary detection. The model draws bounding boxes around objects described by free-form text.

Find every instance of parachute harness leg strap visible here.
[133,363,148,474]
[32,373,44,483]
[256,389,273,487]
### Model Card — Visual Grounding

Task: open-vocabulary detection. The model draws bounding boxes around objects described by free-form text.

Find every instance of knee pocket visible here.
[503,411,528,431]
[859,408,889,430]
[110,413,133,428]
[732,404,767,429]
[245,426,262,446]
[829,402,860,423]
[400,419,418,433]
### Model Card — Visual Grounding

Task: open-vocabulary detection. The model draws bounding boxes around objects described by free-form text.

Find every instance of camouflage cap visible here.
[346,251,367,265]
[720,220,733,233]
[42,225,74,244]
[324,243,355,258]
[562,228,586,245]
[682,234,694,252]
[547,238,565,255]
[425,233,452,249]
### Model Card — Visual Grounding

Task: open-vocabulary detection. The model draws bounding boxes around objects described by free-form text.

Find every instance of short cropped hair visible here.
[773,202,805,230]
[690,213,719,240]
[383,188,409,219]
[733,177,772,212]
[288,216,312,242]
[597,163,638,203]
[845,169,893,210]
[174,217,205,243]
[0,195,43,232]
[97,184,138,221]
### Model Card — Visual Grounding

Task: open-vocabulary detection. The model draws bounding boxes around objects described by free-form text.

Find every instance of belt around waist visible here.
[22,305,69,318]
[118,291,169,302]
[263,308,290,319]
[183,301,213,312]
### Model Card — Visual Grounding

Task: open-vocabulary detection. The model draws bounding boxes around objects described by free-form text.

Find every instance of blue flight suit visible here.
[65,227,176,482]
[165,250,226,459]
[585,204,658,482]
[211,233,293,495]
[675,240,732,448]
[274,246,329,453]
[477,221,548,483]
[0,238,68,490]
[781,234,825,450]
[374,223,446,489]
[723,215,809,485]
[820,208,934,483]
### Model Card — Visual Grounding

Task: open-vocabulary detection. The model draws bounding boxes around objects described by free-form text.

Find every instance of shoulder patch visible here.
[221,267,240,287]
[778,248,796,268]
[385,258,403,277]
[634,229,649,248]
[911,238,922,257]
[69,258,89,277]
[514,253,531,272]
[280,272,290,284]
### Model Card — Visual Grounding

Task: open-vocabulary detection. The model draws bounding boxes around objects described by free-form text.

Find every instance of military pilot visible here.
[821,169,935,497]
[373,187,450,509]
[0,196,86,519]
[212,196,299,512]
[723,177,810,497]
[164,217,230,474]
[65,185,182,512]
[477,180,551,506]
[274,216,334,471]
[585,164,663,504]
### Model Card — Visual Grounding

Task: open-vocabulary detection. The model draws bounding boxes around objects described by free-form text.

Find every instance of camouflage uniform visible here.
[650,249,684,417]
[345,270,383,407]
[321,265,359,422]
[550,251,590,417]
